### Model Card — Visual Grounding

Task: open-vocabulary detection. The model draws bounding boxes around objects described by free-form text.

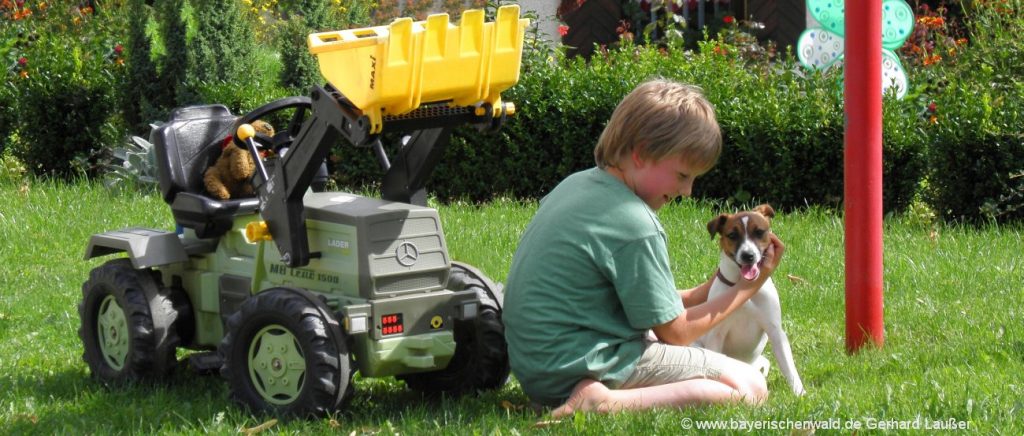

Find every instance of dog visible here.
[694,204,806,396]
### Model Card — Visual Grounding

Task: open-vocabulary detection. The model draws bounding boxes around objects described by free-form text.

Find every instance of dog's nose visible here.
[740,251,756,263]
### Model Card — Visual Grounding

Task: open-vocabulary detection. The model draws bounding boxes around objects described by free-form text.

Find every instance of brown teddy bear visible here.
[203,120,274,200]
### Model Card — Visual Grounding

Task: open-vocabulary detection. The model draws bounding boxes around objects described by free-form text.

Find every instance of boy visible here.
[502,79,784,417]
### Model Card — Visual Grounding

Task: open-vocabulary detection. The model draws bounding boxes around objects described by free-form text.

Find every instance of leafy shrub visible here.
[0,80,14,155]
[916,0,1024,222]
[5,3,127,178]
[276,0,356,94]
[156,0,194,106]
[190,0,257,85]
[103,133,160,193]
[927,85,1024,222]
[121,0,164,133]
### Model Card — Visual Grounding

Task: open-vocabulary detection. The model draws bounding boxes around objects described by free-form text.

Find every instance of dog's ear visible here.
[754,204,775,219]
[707,214,728,239]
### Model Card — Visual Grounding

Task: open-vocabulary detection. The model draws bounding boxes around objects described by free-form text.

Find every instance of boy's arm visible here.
[654,233,785,345]
[678,274,714,307]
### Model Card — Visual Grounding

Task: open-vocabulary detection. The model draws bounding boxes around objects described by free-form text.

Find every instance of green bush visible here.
[916,0,1024,222]
[927,85,1024,222]
[0,80,14,155]
[152,0,188,106]
[122,0,169,132]
[6,4,127,179]
[189,0,256,88]
[276,0,360,94]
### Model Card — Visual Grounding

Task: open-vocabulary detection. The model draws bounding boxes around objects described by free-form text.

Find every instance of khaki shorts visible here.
[613,340,731,389]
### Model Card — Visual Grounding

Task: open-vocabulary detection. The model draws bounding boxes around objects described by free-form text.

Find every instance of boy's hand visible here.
[739,233,785,289]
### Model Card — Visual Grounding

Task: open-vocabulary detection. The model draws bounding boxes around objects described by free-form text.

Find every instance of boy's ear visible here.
[754,204,775,219]
[707,214,728,239]
[630,142,649,167]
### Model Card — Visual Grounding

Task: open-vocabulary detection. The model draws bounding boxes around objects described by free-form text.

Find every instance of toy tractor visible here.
[79,6,528,416]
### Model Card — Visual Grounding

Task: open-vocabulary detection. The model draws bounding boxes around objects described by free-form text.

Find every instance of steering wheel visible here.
[232,96,312,151]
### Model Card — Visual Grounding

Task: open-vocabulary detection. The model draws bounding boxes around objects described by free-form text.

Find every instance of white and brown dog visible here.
[695,204,805,396]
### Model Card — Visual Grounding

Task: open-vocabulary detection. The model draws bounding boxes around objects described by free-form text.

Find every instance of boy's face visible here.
[630,153,701,211]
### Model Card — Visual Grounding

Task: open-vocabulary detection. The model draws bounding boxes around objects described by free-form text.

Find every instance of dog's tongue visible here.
[741,264,760,281]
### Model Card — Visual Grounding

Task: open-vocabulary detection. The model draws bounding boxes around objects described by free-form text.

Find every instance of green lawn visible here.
[1,180,1021,434]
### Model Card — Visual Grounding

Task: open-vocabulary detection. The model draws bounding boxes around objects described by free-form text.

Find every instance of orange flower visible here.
[12,6,31,19]
[19,70,29,79]
[37,1,46,11]
[929,115,938,125]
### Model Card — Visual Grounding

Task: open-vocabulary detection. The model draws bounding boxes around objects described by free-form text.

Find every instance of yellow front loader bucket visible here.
[308,5,529,133]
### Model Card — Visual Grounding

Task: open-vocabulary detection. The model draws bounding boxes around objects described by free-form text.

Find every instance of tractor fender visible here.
[84,228,189,269]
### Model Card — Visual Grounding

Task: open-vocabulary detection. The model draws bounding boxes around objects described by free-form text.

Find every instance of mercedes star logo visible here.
[396,241,419,266]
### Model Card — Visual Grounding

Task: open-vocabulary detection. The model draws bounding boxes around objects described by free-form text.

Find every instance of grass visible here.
[1,179,1022,434]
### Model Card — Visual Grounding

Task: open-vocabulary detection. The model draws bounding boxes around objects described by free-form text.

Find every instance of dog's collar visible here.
[715,269,736,287]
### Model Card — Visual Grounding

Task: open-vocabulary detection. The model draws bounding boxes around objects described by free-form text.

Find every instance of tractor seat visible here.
[152,105,260,239]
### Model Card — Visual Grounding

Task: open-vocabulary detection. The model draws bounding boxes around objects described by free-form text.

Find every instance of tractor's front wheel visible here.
[79,259,181,384]
[220,288,352,417]
[399,262,510,395]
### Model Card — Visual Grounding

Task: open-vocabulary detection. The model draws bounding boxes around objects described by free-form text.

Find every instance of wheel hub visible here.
[248,325,306,405]
[97,295,129,370]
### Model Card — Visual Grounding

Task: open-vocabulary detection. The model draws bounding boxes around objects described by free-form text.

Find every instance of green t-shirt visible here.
[503,167,684,406]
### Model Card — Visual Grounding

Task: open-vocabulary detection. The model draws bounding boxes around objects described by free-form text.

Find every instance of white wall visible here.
[517,0,561,45]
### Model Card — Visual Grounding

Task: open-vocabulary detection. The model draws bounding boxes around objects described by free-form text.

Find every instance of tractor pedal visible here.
[187,351,224,375]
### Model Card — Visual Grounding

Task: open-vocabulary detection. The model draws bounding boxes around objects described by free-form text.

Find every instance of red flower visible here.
[114,44,124,54]
[724,15,735,24]
[558,25,569,37]
[927,102,937,113]
[18,56,28,66]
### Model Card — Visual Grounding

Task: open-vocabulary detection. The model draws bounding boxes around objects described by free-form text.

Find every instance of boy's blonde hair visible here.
[594,79,722,173]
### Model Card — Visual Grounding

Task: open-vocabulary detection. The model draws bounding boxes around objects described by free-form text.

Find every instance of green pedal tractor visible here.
[79,6,528,416]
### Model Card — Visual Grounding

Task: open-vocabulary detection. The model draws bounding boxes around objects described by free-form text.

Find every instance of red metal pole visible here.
[844,0,885,353]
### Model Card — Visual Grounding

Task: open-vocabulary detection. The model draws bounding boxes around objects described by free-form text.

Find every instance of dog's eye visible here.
[727,231,740,241]
[752,229,766,239]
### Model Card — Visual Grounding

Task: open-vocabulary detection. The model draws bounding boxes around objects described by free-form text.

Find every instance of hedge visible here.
[329,42,926,214]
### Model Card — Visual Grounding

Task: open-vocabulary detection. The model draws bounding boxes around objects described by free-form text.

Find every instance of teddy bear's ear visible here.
[252,119,275,137]
[753,204,775,219]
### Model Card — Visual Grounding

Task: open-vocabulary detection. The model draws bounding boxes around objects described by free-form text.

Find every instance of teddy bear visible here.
[203,120,274,200]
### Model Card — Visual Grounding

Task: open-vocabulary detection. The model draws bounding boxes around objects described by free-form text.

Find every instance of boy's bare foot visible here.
[550,379,614,419]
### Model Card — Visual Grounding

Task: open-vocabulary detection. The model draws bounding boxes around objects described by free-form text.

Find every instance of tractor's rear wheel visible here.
[220,288,352,416]
[79,259,181,384]
[398,262,510,395]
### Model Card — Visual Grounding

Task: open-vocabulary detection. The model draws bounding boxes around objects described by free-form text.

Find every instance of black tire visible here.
[399,262,510,395]
[79,259,181,384]
[219,288,352,417]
